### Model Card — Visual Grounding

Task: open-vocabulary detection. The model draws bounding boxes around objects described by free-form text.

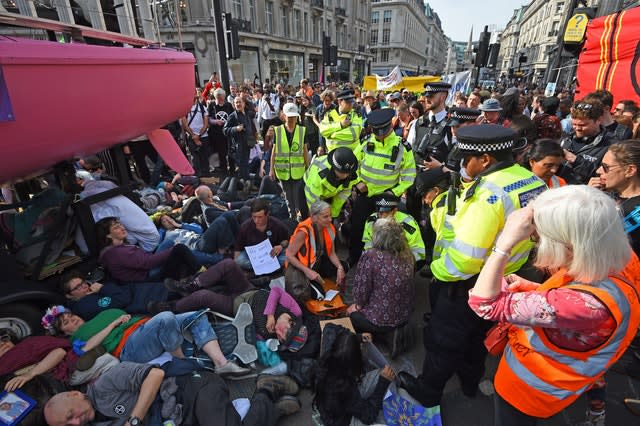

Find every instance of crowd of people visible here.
[2,73,640,426]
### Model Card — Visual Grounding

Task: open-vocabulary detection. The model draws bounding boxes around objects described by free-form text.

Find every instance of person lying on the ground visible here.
[96,217,199,283]
[61,270,168,319]
[0,328,118,390]
[80,178,160,252]
[234,198,291,274]
[43,362,301,426]
[153,213,224,266]
[45,306,250,378]
[166,272,307,352]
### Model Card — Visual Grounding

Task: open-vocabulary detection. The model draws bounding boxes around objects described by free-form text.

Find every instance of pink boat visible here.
[0,23,196,182]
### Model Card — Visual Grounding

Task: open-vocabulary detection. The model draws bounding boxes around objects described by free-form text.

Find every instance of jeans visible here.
[120,311,218,363]
[197,211,238,253]
[236,250,286,272]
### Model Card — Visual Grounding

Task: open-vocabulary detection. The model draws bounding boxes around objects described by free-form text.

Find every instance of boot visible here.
[164,276,200,296]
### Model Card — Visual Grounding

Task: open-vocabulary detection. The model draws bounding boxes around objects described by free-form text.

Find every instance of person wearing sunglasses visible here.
[559,99,619,184]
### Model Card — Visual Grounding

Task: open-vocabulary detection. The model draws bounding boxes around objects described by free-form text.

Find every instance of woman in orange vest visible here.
[285,200,346,289]
[523,139,566,188]
[468,185,640,425]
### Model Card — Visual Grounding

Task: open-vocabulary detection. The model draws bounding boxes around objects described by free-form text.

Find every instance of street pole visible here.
[545,0,580,86]
[212,0,230,92]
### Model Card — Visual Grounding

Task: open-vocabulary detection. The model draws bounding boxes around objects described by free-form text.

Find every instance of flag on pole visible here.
[443,70,472,106]
[376,66,403,90]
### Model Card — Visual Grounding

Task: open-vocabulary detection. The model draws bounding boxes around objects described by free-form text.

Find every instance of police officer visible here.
[401,124,546,408]
[362,193,425,264]
[408,82,452,165]
[319,89,364,152]
[348,108,417,265]
[303,147,359,219]
[269,102,311,219]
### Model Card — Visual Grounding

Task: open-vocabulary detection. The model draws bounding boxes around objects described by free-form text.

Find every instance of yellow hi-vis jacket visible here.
[362,210,425,262]
[319,109,363,152]
[430,164,546,282]
[273,124,306,180]
[303,155,360,218]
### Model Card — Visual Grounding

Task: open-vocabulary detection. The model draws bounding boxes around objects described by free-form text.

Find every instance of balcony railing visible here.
[311,0,324,9]
[335,7,346,17]
[358,44,365,52]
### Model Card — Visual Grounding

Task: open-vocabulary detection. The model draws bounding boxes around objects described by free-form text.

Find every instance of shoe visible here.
[164,276,200,296]
[215,360,251,377]
[625,398,640,416]
[256,374,299,398]
[274,395,301,418]
[147,300,176,315]
[575,409,605,426]
[261,361,288,376]
[461,382,478,399]
[76,345,106,371]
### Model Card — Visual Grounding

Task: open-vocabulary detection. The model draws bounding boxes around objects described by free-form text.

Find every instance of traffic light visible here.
[322,34,331,66]
[487,43,500,69]
[476,26,491,68]
[224,13,241,60]
[329,45,338,66]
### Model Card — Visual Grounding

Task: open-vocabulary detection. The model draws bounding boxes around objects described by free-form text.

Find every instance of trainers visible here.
[256,374,299,398]
[147,300,176,315]
[164,276,200,296]
[274,395,301,418]
[575,410,605,426]
[215,360,251,377]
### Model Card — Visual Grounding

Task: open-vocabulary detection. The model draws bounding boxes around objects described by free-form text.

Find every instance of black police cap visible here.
[375,193,400,211]
[366,108,395,129]
[423,81,452,95]
[448,107,481,126]
[415,168,450,196]
[455,124,518,154]
[336,89,355,101]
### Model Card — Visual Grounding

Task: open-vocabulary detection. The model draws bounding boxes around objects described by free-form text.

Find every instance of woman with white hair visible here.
[468,185,640,425]
[347,218,414,334]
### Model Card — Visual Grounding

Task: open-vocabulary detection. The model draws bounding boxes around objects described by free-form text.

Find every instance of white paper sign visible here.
[245,238,281,275]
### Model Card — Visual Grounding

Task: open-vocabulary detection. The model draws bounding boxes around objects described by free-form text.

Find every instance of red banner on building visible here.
[576,7,640,102]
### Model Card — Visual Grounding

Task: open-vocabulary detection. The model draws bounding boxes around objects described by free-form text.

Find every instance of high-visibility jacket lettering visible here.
[430,164,546,281]
[273,124,306,180]
[353,133,417,198]
[362,211,425,261]
[319,109,363,152]
[303,155,360,218]
[288,217,336,268]
[495,254,640,418]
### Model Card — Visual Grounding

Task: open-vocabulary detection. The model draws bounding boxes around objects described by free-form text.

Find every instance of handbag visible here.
[484,322,512,356]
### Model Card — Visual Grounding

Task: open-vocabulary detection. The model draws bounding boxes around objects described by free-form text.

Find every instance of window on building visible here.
[266,1,274,34]
[381,49,389,62]
[312,17,319,43]
[383,10,392,23]
[294,9,302,39]
[249,0,257,26]
[371,11,379,24]
[281,7,290,37]
[304,12,309,42]
[327,19,332,38]
[232,0,242,18]
[371,49,378,62]
[556,2,564,13]
[382,28,390,44]
[370,30,378,45]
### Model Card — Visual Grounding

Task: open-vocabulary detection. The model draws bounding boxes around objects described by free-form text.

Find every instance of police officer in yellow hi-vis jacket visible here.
[269,102,311,219]
[349,108,417,265]
[362,193,425,264]
[399,124,546,409]
[319,89,363,153]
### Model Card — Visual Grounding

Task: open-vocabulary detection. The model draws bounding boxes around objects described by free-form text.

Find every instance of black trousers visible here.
[418,277,493,407]
[187,136,211,177]
[348,194,376,265]
[162,244,200,280]
[494,392,539,426]
[281,178,308,220]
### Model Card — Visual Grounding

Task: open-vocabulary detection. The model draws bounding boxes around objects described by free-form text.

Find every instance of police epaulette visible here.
[402,222,416,234]
[366,214,377,223]
[401,139,412,151]
[318,168,330,179]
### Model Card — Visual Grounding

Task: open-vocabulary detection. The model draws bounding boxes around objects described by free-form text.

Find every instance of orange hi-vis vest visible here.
[288,217,335,268]
[494,253,640,418]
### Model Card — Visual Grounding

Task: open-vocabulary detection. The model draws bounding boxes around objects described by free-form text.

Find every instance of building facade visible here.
[369,0,428,75]
[497,6,526,80]
[423,2,448,75]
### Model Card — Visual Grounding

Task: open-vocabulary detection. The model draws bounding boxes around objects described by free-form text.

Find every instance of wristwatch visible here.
[128,417,141,426]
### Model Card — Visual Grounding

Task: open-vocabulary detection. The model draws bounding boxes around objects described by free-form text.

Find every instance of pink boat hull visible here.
[0,38,195,182]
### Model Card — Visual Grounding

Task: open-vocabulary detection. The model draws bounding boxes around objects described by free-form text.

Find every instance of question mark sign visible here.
[575,15,585,28]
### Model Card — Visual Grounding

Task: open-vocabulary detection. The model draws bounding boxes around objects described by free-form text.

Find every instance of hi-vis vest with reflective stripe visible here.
[430,192,452,262]
[430,164,546,282]
[319,109,363,152]
[288,217,336,268]
[273,124,306,180]
[354,133,417,198]
[362,211,425,261]
[303,155,359,218]
[495,255,640,418]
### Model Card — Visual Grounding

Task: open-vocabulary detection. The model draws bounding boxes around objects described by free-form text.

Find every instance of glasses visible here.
[67,280,88,294]
[573,102,593,111]
[601,162,625,173]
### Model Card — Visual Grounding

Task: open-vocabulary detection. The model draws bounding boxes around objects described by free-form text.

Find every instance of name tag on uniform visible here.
[518,187,545,207]
[384,164,396,170]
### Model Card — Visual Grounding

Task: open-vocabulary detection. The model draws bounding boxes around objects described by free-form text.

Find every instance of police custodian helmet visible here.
[328,147,358,174]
